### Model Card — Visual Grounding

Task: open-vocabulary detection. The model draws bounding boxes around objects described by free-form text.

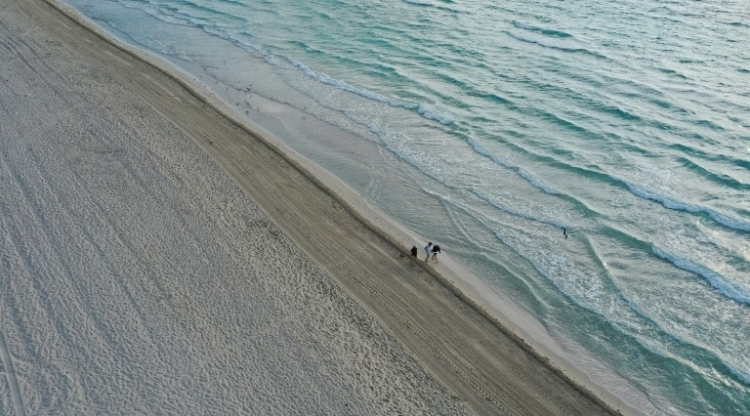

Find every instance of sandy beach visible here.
[0,0,640,414]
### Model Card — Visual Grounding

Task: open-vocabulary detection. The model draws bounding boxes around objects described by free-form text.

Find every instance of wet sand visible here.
[0,0,641,414]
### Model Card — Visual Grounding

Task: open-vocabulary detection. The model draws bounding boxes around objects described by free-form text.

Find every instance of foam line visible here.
[290,60,454,125]
[471,189,563,228]
[465,136,558,195]
[652,246,750,306]
[627,183,750,232]
[112,0,456,128]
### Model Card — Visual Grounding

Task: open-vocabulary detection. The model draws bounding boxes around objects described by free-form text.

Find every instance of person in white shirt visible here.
[424,242,433,262]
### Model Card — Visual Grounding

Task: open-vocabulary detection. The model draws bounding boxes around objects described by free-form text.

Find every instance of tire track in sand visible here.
[0,317,26,416]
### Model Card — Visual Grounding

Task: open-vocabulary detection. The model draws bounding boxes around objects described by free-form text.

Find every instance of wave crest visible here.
[653,246,750,306]
[626,182,750,232]
[505,31,602,58]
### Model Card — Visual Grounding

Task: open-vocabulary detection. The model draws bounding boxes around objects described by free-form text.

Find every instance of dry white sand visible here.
[0,0,640,415]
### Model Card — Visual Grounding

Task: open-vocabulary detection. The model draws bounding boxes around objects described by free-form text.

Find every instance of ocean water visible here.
[60,0,750,414]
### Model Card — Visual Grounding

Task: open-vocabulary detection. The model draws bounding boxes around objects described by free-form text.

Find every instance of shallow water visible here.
[61,0,750,414]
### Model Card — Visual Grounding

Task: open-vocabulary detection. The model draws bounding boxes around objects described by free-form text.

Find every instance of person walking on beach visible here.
[430,244,441,262]
[424,242,433,262]
[411,245,418,258]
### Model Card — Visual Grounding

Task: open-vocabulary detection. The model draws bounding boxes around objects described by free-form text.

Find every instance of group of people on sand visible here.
[410,242,440,262]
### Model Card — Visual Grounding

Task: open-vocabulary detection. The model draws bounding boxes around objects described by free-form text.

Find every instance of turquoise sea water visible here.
[62,0,750,414]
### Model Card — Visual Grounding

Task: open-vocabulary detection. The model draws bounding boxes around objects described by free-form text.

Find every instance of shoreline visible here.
[14,0,646,413]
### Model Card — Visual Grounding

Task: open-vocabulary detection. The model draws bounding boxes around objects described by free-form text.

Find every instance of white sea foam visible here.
[417,105,453,124]
[289,60,457,128]
[517,168,557,195]
[472,189,562,228]
[652,246,750,305]
[291,60,413,109]
[464,137,558,195]
[626,182,750,232]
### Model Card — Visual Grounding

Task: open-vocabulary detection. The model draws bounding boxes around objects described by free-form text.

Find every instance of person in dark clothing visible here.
[411,245,418,258]
[430,244,441,262]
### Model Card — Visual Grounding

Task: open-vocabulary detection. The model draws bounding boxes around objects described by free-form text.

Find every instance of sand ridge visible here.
[1,0,642,414]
